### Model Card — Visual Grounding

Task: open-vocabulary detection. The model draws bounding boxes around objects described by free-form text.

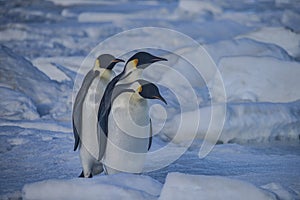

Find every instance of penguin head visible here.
[136,80,167,104]
[126,52,167,69]
[94,54,124,70]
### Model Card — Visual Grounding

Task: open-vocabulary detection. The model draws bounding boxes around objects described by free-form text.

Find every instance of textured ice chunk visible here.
[22,174,162,200]
[159,172,275,200]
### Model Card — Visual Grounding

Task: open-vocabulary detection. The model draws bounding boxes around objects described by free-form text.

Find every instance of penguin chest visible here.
[81,77,108,159]
[110,93,150,140]
[104,93,150,173]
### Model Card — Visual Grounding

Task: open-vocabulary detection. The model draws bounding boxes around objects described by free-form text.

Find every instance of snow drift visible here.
[159,173,275,200]
[23,173,293,200]
[22,174,162,200]
[0,45,71,120]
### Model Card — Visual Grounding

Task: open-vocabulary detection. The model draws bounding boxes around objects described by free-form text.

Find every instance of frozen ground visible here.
[0,0,300,199]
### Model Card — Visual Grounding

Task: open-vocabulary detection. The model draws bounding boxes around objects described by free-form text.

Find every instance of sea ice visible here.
[159,172,275,200]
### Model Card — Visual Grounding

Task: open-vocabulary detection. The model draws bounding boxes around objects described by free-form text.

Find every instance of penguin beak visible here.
[151,56,168,63]
[153,95,167,105]
[112,58,125,63]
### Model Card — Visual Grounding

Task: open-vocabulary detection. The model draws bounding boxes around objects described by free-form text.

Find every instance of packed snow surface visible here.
[22,174,162,200]
[159,172,275,200]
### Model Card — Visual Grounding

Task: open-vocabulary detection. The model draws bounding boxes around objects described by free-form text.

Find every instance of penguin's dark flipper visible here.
[78,171,84,178]
[88,173,93,178]
[73,118,80,151]
[148,118,153,151]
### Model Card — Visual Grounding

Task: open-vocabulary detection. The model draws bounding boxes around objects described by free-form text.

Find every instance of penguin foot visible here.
[78,171,84,178]
[78,171,93,178]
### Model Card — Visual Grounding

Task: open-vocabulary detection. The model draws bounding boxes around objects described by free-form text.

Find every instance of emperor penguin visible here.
[97,52,167,164]
[103,80,167,174]
[72,54,124,178]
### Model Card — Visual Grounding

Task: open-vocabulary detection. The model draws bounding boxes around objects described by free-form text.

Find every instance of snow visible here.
[205,38,292,63]
[7,138,29,146]
[23,173,296,200]
[238,27,300,58]
[22,174,162,200]
[218,56,300,103]
[0,45,68,118]
[161,100,300,144]
[262,183,298,200]
[0,87,39,120]
[0,0,300,199]
[159,172,275,200]
[31,56,84,82]
[281,10,300,32]
[78,12,127,23]
[178,1,222,15]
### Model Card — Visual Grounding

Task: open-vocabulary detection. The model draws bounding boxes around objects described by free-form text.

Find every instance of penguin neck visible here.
[129,92,149,127]
[119,68,143,84]
[131,92,145,102]
[93,62,101,71]
[123,59,139,76]
[96,68,113,81]
[128,82,148,104]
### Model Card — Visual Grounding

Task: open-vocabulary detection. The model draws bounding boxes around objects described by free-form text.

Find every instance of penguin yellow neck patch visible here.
[100,69,111,80]
[94,59,101,71]
[137,86,142,93]
[95,59,100,68]
[133,59,138,68]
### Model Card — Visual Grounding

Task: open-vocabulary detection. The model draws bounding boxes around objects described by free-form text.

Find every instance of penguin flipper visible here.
[97,82,135,160]
[148,118,153,151]
[73,118,80,151]
[97,122,108,161]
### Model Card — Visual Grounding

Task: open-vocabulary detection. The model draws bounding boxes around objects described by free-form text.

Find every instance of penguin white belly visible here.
[81,77,104,160]
[78,68,114,177]
[103,92,150,174]
[80,75,111,177]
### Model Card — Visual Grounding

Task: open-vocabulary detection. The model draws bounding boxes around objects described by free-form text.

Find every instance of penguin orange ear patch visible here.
[133,59,138,68]
[138,86,142,93]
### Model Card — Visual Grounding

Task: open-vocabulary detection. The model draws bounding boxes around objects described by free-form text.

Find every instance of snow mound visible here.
[261,182,298,200]
[238,27,300,58]
[0,87,39,120]
[159,173,275,200]
[32,56,84,82]
[178,0,222,15]
[163,101,300,144]
[206,38,292,63]
[22,174,162,200]
[217,56,300,103]
[281,10,300,32]
[78,12,126,23]
[220,101,300,143]
[0,45,67,117]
